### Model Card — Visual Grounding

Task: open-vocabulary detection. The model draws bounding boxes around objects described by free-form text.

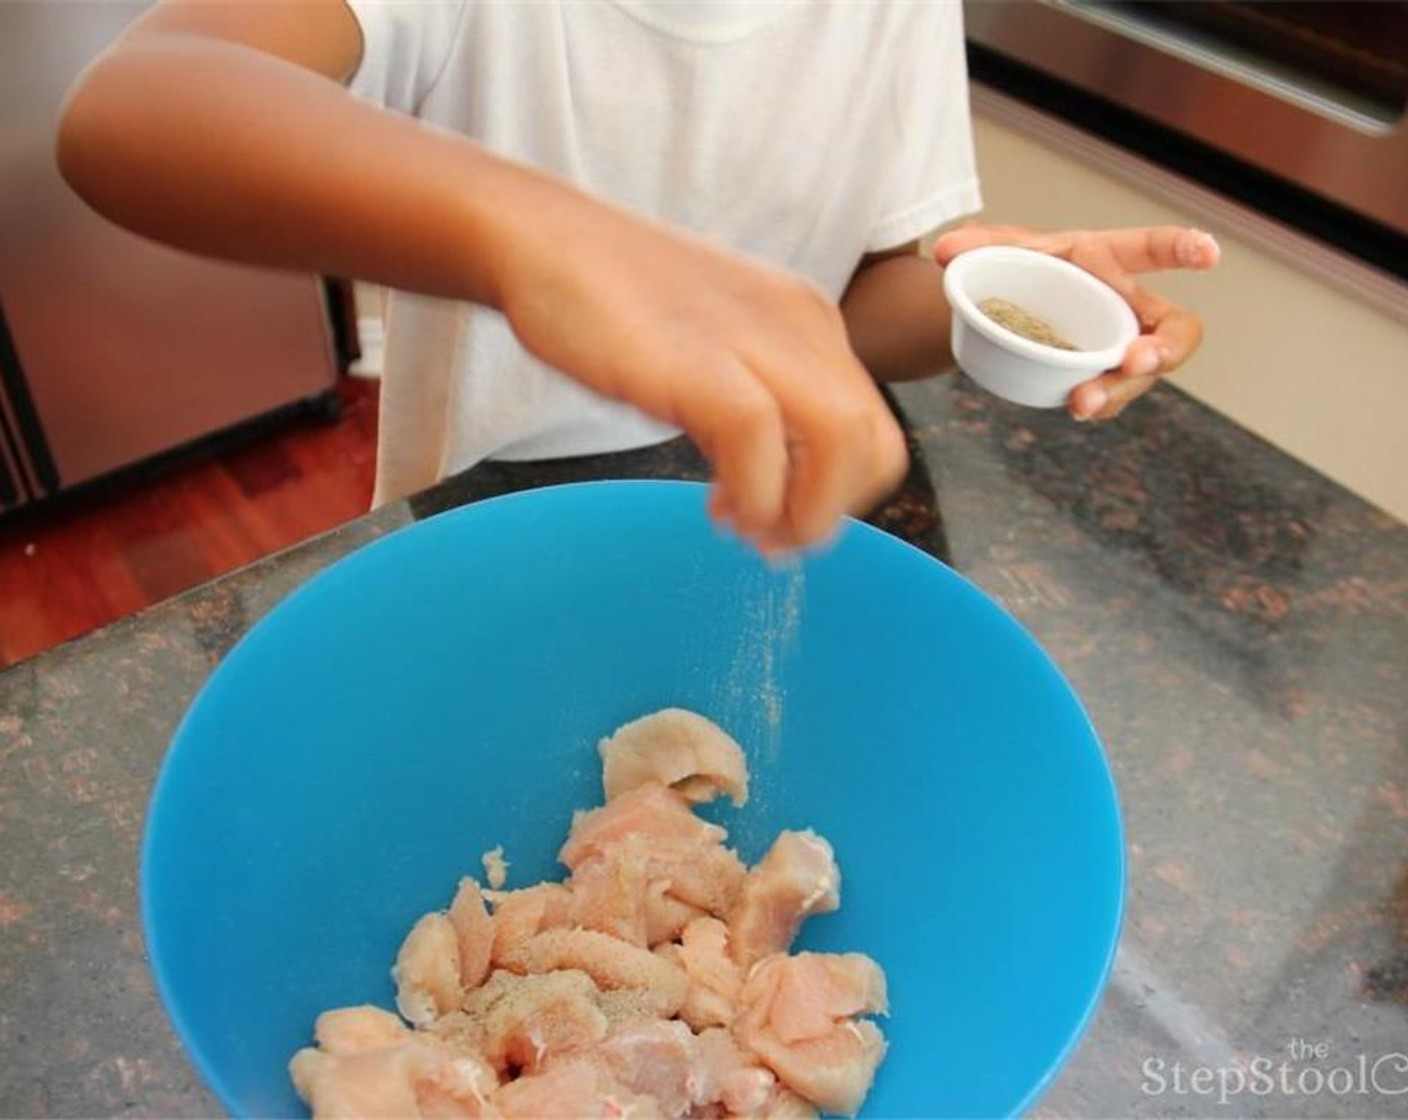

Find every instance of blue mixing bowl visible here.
[142,480,1123,1118]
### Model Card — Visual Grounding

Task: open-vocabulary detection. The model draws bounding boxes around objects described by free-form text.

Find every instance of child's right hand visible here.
[491,191,909,553]
[56,0,905,554]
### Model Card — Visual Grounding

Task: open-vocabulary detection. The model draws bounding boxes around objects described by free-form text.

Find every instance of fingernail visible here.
[1195,230,1222,267]
[1083,386,1108,416]
[1133,349,1161,377]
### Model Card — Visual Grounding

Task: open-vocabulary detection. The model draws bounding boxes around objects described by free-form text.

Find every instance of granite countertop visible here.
[2,377,1406,1118]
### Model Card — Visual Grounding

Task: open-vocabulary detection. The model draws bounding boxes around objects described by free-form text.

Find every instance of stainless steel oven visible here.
[965,1,1408,246]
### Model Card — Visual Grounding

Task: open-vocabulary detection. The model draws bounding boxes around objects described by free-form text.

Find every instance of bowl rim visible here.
[944,245,1139,371]
[139,478,1127,1119]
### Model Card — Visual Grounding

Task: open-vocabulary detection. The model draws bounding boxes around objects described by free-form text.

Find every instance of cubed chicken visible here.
[313,1006,411,1055]
[645,835,747,918]
[559,784,727,871]
[692,1027,778,1116]
[449,878,495,992]
[598,1020,700,1117]
[734,953,887,1117]
[599,709,749,807]
[488,883,573,966]
[393,913,464,1027]
[492,1058,661,1119]
[290,1038,496,1119]
[643,888,707,947]
[498,928,688,1019]
[570,833,739,948]
[567,836,656,946]
[655,917,743,1032]
[728,831,839,967]
[466,968,609,1075]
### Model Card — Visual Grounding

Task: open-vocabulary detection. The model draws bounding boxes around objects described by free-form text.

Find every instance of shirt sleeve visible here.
[866,2,983,252]
[344,0,469,114]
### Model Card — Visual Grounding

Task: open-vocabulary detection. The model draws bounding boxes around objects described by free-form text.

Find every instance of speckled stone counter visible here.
[3,377,1406,1118]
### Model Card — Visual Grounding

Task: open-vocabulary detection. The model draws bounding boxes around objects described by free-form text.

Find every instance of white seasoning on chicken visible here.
[290,709,888,1118]
[498,928,690,1020]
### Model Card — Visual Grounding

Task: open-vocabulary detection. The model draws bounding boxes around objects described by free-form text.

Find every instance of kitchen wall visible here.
[970,88,1408,524]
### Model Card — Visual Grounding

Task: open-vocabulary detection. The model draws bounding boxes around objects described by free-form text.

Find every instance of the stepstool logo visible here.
[1142,1038,1408,1106]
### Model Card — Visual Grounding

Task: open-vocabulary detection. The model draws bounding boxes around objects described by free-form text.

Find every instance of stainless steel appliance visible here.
[0,1,339,514]
[965,1,1408,250]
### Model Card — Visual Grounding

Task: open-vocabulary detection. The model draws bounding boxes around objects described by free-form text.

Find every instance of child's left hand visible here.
[934,225,1220,421]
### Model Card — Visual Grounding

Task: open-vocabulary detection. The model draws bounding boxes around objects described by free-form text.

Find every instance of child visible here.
[57,0,1218,553]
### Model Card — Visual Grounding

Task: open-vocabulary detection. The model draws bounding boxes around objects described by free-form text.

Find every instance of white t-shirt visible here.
[348,0,982,505]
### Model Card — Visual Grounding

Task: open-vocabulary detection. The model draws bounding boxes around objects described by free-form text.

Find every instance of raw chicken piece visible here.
[643,891,706,947]
[734,953,887,1117]
[655,917,743,1032]
[394,913,464,1027]
[692,1028,777,1115]
[594,987,668,1027]
[559,784,726,871]
[290,1038,497,1119]
[760,1088,821,1118]
[599,709,749,807]
[313,1006,410,1055]
[598,1020,700,1117]
[488,884,573,965]
[645,835,747,917]
[728,831,839,967]
[567,837,655,946]
[427,1010,490,1061]
[744,1021,886,1117]
[450,878,495,991]
[492,1059,661,1119]
[735,952,887,1041]
[417,1049,501,1119]
[498,928,688,1019]
[561,784,746,920]
[568,836,725,949]
[467,969,608,1075]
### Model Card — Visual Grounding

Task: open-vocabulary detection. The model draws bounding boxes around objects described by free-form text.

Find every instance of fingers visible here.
[693,357,905,554]
[1068,335,1162,420]
[935,223,1220,277]
[1129,286,1204,374]
[686,359,789,539]
[1069,369,1160,421]
[782,392,908,549]
[1071,226,1220,276]
[1067,286,1206,421]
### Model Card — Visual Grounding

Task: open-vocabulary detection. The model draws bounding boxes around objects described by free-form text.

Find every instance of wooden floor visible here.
[0,377,379,669]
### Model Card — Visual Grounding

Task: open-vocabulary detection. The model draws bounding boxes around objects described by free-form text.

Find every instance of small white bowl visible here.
[943,246,1139,408]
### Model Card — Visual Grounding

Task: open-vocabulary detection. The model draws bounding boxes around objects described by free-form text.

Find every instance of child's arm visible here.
[841,227,1218,421]
[57,0,905,553]
[840,243,953,385]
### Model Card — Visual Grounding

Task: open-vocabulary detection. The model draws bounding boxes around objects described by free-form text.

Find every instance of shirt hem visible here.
[489,424,684,463]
